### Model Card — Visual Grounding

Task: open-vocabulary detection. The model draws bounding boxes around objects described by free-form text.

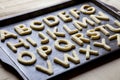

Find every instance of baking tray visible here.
[0,0,120,80]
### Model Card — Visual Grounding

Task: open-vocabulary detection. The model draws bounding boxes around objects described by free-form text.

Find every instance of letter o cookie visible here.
[17,51,36,65]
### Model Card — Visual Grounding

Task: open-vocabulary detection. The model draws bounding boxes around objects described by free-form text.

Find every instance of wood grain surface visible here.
[0,0,120,80]
[0,0,65,18]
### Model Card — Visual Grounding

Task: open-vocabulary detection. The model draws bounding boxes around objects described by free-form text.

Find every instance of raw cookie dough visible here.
[94,25,110,36]
[114,20,120,27]
[71,33,90,46]
[14,24,32,36]
[30,20,44,31]
[63,25,78,35]
[43,15,59,27]
[46,27,65,40]
[26,37,37,47]
[54,51,80,68]
[109,34,120,47]
[73,17,95,31]
[54,39,75,52]
[80,4,96,14]
[94,38,111,51]
[70,8,80,19]
[36,60,53,75]
[17,51,36,65]
[37,45,52,59]
[7,38,30,52]
[0,30,17,42]
[46,29,57,40]
[87,29,100,40]
[79,45,99,60]
[53,27,65,37]
[58,11,72,22]
[90,11,109,24]
[105,24,120,33]
[38,32,49,44]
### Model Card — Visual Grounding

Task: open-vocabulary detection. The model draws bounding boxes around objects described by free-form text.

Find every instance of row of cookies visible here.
[0,4,120,76]
[1,19,120,53]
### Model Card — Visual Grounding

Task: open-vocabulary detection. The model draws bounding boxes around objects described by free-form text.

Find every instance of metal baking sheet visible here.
[99,0,120,16]
[0,47,25,80]
[0,0,120,80]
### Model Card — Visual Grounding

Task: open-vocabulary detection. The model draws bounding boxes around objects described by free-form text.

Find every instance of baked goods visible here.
[54,51,80,68]
[36,60,53,75]
[73,17,95,31]
[87,29,100,40]
[46,29,57,40]
[71,33,90,46]
[37,45,52,59]
[30,20,44,31]
[17,51,36,65]
[109,34,120,46]
[58,11,72,22]
[63,25,78,35]
[70,8,80,19]
[43,15,59,27]
[0,30,17,42]
[80,4,96,14]
[95,25,110,36]
[105,24,120,33]
[1,3,119,76]
[90,11,109,24]
[14,24,32,36]
[114,20,120,27]
[38,32,49,44]
[54,39,75,51]
[7,38,30,52]
[26,37,37,47]
[79,45,98,60]
[93,38,111,51]
[53,27,65,37]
